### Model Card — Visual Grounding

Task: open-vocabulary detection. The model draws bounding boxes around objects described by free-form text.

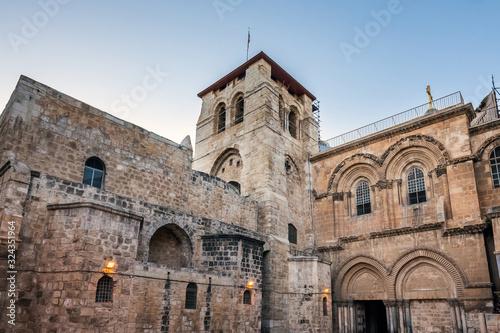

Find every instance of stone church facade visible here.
[1,52,500,332]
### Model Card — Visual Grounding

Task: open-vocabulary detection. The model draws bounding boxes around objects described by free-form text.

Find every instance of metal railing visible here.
[321,91,464,149]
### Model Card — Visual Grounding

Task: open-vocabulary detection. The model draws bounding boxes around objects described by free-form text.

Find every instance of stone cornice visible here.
[46,202,143,221]
[486,206,500,219]
[316,222,488,252]
[442,223,488,236]
[370,222,444,239]
[201,234,266,245]
[311,103,473,162]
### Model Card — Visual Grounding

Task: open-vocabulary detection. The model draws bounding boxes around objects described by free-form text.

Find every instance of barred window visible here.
[490,147,500,188]
[95,276,113,303]
[185,283,197,309]
[288,224,297,245]
[323,297,328,316]
[235,97,244,124]
[243,290,251,305]
[356,181,371,215]
[217,103,226,133]
[408,167,426,204]
[83,157,105,189]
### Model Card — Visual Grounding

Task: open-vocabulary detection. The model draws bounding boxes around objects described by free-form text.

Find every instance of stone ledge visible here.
[442,223,488,236]
[46,202,143,222]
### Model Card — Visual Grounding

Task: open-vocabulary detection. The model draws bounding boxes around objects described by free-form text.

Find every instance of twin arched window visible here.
[408,167,427,204]
[356,181,371,215]
[83,157,105,189]
[490,147,500,188]
[353,166,427,213]
[216,96,245,134]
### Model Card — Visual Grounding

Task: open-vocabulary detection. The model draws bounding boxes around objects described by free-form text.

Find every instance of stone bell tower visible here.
[193,52,329,332]
[194,51,318,245]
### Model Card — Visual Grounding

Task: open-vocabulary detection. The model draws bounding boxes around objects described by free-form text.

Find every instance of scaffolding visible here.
[312,100,320,143]
[493,75,500,114]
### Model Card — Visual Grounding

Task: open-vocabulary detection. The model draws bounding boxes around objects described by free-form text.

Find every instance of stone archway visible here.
[147,224,192,267]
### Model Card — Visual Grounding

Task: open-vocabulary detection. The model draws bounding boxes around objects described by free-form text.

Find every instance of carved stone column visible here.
[384,300,398,333]
[403,300,412,333]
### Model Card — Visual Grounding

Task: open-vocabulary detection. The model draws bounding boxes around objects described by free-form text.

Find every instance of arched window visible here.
[228,181,241,194]
[235,96,244,124]
[217,103,226,133]
[83,157,105,189]
[408,167,426,204]
[95,276,113,303]
[185,283,197,309]
[490,147,500,188]
[243,290,252,305]
[288,109,297,138]
[288,224,297,245]
[323,297,328,316]
[356,181,371,215]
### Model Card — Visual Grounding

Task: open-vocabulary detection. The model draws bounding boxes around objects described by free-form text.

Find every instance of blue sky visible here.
[1,0,499,145]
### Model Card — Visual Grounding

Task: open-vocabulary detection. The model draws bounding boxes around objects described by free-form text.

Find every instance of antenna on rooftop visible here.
[246,28,250,61]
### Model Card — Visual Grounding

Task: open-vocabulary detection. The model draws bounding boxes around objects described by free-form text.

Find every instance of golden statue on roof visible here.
[426,85,434,110]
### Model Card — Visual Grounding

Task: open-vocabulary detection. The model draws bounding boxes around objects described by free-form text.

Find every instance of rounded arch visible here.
[327,154,380,193]
[389,249,466,299]
[288,106,298,138]
[338,165,379,193]
[231,91,245,125]
[334,256,389,300]
[381,135,449,174]
[147,223,193,267]
[384,146,441,180]
[83,156,106,189]
[210,148,242,176]
[475,134,500,162]
[214,102,227,133]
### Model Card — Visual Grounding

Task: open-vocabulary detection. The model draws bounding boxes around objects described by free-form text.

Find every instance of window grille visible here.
[235,97,244,124]
[288,224,297,245]
[185,283,197,309]
[408,167,426,204]
[356,181,371,215]
[217,104,226,133]
[83,157,105,189]
[490,147,500,188]
[95,276,113,303]
[243,290,251,305]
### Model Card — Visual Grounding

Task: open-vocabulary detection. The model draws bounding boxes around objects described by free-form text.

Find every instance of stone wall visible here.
[311,103,496,332]
[0,167,264,332]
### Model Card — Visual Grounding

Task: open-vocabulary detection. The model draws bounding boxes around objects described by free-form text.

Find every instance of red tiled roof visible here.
[197,51,316,100]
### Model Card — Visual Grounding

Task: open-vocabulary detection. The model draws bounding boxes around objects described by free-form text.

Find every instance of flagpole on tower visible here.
[247,28,250,61]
